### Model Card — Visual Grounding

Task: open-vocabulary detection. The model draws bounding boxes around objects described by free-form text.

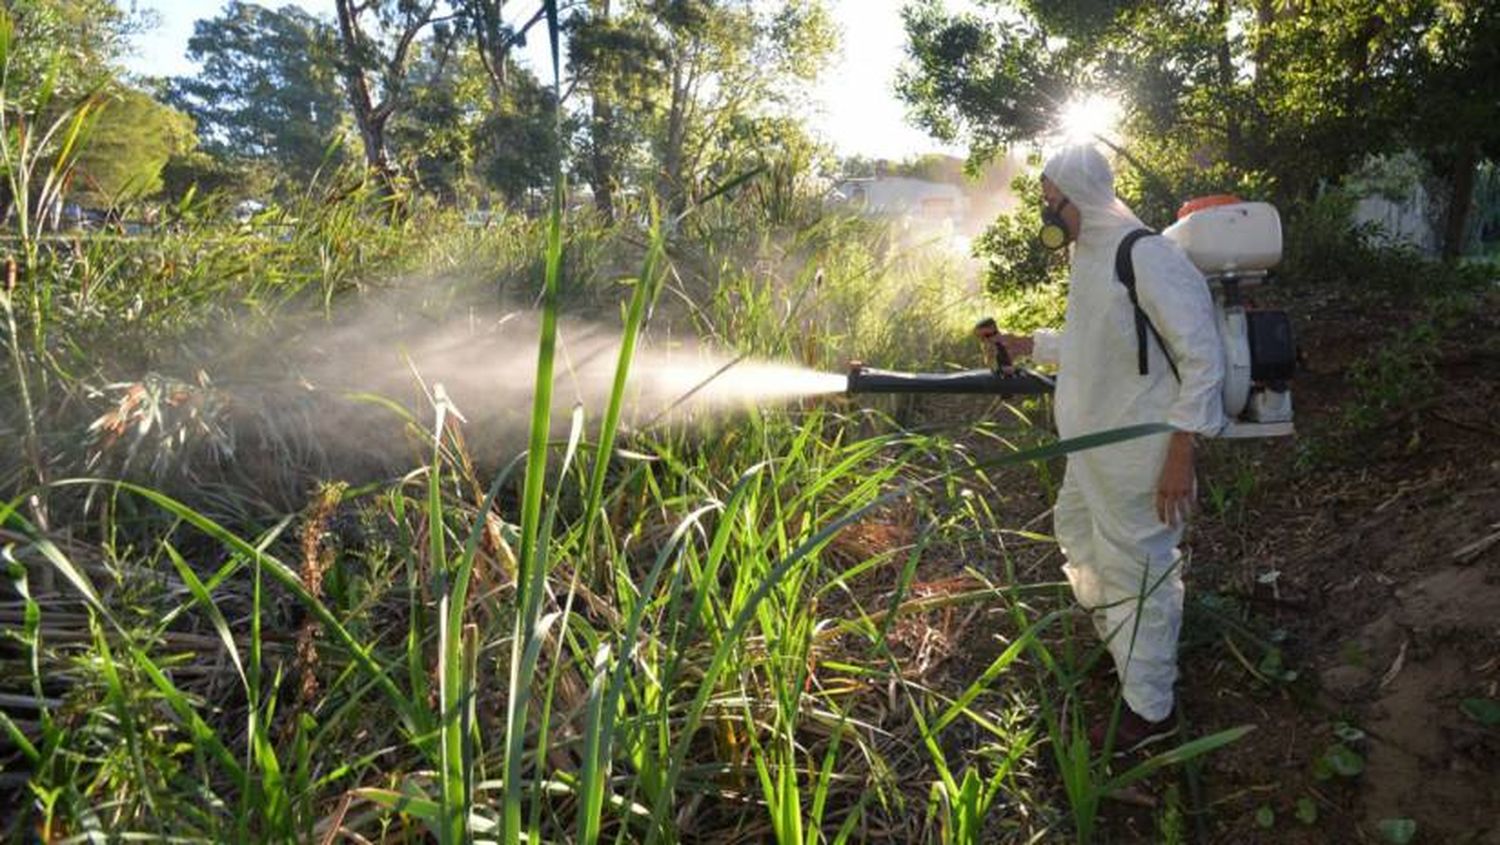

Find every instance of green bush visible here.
[1108,133,1277,228]
[972,171,1069,297]
[1280,189,1493,297]
[991,279,1067,334]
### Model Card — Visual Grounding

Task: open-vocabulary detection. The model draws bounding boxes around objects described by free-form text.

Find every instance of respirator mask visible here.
[1038,197,1072,251]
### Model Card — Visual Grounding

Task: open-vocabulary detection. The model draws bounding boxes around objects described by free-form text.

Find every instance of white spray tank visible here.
[1162,200,1296,437]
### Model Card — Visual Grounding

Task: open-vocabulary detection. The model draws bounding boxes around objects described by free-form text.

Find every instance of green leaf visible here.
[581,211,664,563]
[504,96,567,845]
[929,608,1065,735]
[56,480,423,736]
[1257,646,1298,682]
[1255,805,1275,828]
[1311,756,1332,781]
[1322,743,1365,778]
[1295,796,1318,825]
[1102,725,1255,794]
[1258,648,1283,674]
[1460,698,1500,727]
[357,787,499,835]
[1377,818,1417,844]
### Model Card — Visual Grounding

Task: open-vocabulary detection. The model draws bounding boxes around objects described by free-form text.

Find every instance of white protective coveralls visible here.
[1045,145,1226,721]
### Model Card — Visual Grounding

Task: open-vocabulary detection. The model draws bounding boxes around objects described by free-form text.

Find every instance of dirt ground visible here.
[894,283,1500,842]
[1177,284,1500,845]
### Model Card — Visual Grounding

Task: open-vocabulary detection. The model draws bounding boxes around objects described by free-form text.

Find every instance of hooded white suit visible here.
[1044,146,1226,721]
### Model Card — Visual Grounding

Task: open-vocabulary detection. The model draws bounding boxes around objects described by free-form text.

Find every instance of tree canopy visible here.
[898,0,1500,256]
[566,0,837,216]
[169,2,347,180]
[3,0,143,101]
[73,88,196,206]
[30,0,1491,257]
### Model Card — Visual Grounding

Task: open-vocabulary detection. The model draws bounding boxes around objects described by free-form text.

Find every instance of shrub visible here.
[1280,189,1492,297]
[973,171,1068,296]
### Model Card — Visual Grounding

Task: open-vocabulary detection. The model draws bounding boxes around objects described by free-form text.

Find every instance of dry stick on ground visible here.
[1432,411,1500,440]
[0,692,62,709]
[10,626,290,652]
[1450,525,1500,564]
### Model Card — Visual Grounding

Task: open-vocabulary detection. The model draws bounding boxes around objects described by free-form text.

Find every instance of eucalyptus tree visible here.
[450,0,554,109]
[332,0,457,191]
[388,33,559,204]
[169,1,346,181]
[566,0,835,216]
[566,0,656,221]
[442,0,565,205]
[646,0,835,212]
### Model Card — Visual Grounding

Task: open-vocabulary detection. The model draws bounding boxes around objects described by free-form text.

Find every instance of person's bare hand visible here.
[1156,432,1196,526]
[974,324,1031,373]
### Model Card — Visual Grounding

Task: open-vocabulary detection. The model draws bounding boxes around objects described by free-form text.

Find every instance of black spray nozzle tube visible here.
[846,364,1054,396]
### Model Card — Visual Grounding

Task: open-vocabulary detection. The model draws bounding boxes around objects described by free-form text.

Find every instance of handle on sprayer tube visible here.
[973,317,1013,374]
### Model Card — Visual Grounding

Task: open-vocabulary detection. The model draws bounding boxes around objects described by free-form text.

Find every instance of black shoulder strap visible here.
[1114,229,1181,381]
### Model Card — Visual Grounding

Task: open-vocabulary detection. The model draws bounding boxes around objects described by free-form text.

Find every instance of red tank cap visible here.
[1176,194,1242,219]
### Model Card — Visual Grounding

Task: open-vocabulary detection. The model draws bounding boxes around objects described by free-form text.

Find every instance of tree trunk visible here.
[1443,141,1479,260]
[1215,0,1240,162]
[589,94,617,223]
[658,59,688,214]
[334,0,398,192]
[585,0,616,223]
[350,94,395,185]
[473,0,510,110]
[1252,0,1275,69]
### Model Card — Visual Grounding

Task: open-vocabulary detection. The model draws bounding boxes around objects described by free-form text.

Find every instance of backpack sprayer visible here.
[1168,198,1296,437]
[844,197,1297,438]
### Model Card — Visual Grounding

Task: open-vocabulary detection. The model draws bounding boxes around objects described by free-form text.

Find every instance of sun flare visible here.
[1056,93,1124,145]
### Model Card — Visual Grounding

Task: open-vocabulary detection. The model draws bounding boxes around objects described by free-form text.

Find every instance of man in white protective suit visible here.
[999,145,1226,752]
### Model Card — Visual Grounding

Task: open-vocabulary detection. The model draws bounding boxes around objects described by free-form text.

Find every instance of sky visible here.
[124,0,964,161]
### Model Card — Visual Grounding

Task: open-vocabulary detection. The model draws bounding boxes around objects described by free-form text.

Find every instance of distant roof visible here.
[831,176,965,199]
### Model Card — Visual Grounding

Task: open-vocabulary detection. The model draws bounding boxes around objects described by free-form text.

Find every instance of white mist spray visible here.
[286,296,845,453]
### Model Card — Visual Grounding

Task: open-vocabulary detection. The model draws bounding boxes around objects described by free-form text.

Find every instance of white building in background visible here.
[1345,152,1440,254]
[1353,182,1438,254]
[828,176,970,225]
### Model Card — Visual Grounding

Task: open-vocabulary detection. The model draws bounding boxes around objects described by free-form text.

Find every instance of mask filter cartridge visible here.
[1039,199,1071,250]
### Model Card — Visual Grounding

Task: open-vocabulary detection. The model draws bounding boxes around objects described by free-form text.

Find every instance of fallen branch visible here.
[1451,525,1500,564]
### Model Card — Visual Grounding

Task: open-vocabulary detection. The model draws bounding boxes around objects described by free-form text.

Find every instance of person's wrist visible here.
[1169,431,1195,457]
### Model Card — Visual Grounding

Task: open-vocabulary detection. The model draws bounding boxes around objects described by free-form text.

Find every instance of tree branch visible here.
[379,0,442,110]
[503,5,550,50]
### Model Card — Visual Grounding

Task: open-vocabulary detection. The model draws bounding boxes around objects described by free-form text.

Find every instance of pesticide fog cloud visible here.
[272,291,845,462]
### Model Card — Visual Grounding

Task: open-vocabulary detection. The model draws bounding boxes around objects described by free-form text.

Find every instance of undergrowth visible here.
[1,185,1251,844]
[1,16,1251,841]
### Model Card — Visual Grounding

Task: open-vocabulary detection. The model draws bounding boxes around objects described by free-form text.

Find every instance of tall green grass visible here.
[8,415,1243,842]
[1,220,1253,843]
[0,13,1256,842]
